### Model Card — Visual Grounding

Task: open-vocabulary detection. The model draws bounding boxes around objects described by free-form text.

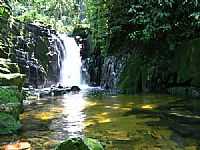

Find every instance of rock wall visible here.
[10,22,64,87]
[0,11,64,87]
[83,38,200,96]
[100,56,127,90]
[81,53,103,86]
[174,38,200,87]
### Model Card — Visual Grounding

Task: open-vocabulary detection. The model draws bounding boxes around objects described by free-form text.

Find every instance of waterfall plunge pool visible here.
[1,35,200,149]
[0,88,200,149]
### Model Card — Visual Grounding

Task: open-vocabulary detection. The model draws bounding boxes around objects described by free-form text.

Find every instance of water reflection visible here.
[1,90,200,149]
[50,92,86,140]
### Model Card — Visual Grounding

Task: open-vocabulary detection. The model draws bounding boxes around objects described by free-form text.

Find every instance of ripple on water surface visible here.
[0,90,200,149]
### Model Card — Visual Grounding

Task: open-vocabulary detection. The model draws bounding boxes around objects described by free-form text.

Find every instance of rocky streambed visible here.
[0,88,200,149]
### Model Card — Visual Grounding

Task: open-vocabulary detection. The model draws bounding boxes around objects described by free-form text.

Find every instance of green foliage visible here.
[85,0,200,54]
[175,38,200,87]
[0,4,10,18]
[10,0,82,32]
[85,0,109,54]
[55,138,89,150]
[0,112,21,135]
[119,55,147,93]
[190,12,200,27]
[84,138,104,150]
[0,87,21,104]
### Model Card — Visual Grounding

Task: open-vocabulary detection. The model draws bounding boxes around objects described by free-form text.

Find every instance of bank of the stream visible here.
[0,89,200,149]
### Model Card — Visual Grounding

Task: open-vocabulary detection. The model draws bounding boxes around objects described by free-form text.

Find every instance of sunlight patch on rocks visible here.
[34,112,57,121]
[141,104,155,109]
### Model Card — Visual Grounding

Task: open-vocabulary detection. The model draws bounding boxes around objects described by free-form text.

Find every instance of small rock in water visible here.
[55,137,104,150]
[71,86,81,92]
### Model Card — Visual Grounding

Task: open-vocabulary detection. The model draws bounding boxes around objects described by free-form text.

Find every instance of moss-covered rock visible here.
[0,58,20,73]
[0,86,22,104]
[84,138,104,150]
[0,48,8,59]
[0,86,23,119]
[175,38,200,87]
[119,55,150,93]
[0,112,21,135]
[167,87,200,98]
[55,138,104,150]
[0,58,26,88]
[0,73,26,88]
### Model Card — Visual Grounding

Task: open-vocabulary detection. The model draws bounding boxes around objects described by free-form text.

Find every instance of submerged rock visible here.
[55,137,104,150]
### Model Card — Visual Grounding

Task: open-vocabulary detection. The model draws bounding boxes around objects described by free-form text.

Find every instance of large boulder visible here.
[0,59,26,88]
[0,58,20,73]
[55,138,104,150]
[0,73,26,88]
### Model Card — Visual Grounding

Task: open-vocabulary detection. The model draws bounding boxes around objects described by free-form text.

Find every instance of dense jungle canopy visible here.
[0,0,200,92]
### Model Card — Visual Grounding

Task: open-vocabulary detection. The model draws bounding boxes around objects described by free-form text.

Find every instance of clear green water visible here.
[0,89,200,150]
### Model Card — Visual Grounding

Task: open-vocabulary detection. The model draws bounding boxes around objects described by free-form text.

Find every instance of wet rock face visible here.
[46,34,64,84]
[0,58,25,88]
[12,49,47,88]
[9,23,50,87]
[81,55,103,86]
[100,56,127,90]
[8,22,64,87]
[167,87,200,98]
[82,55,127,90]
[47,50,59,83]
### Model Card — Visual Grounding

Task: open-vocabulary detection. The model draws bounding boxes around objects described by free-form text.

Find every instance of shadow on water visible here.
[0,88,200,149]
[124,95,200,149]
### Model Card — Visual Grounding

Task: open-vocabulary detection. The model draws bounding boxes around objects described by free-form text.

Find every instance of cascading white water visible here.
[59,34,82,87]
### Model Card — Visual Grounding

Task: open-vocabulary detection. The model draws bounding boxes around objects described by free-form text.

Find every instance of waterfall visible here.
[59,34,82,87]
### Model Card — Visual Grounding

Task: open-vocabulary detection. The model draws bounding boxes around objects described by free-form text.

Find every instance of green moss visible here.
[0,66,10,73]
[119,55,149,93]
[0,59,25,89]
[0,58,20,73]
[0,86,23,119]
[0,73,26,88]
[7,63,20,73]
[175,38,200,87]
[84,138,104,150]
[0,4,10,18]
[55,138,104,150]
[55,138,89,150]
[0,86,21,104]
[0,112,21,135]
[0,48,8,58]
[72,26,89,38]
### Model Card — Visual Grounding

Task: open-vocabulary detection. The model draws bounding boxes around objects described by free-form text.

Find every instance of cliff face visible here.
[92,38,200,96]
[0,8,64,87]
[79,29,200,96]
